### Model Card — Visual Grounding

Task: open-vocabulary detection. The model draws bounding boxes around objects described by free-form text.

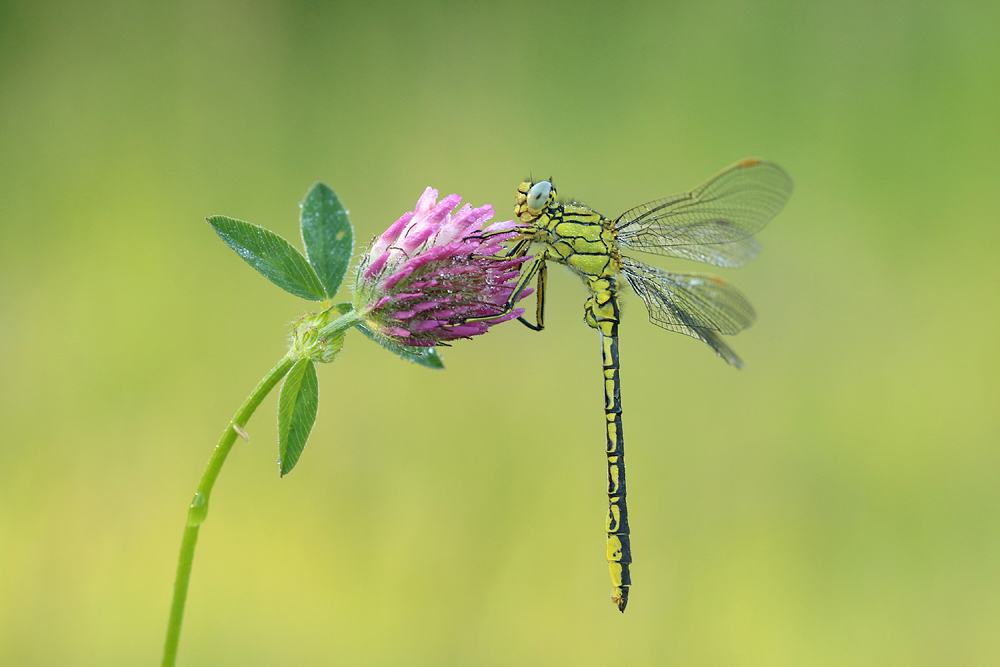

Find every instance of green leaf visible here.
[300,183,354,298]
[208,215,326,301]
[357,322,445,369]
[277,358,319,476]
[332,303,444,369]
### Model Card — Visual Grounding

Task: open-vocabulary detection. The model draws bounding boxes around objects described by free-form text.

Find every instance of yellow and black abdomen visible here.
[600,310,631,612]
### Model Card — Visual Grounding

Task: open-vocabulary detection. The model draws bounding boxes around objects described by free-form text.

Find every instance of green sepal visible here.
[300,183,354,299]
[208,215,326,301]
[277,358,320,476]
[335,302,445,370]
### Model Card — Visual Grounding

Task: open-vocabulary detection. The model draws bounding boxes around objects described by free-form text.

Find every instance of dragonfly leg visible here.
[449,252,545,326]
[465,226,528,243]
[473,237,531,261]
[516,259,546,331]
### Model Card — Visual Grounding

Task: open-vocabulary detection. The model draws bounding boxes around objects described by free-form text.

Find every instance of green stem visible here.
[161,353,296,667]
[318,308,362,339]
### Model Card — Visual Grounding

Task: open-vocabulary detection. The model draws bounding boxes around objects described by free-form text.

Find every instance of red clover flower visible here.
[353,187,529,347]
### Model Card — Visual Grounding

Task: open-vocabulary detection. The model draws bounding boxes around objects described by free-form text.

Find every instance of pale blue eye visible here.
[527,181,552,211]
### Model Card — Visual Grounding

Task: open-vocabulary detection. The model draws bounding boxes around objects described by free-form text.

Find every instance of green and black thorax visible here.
[514,180,622,282]
[514,180,624,335]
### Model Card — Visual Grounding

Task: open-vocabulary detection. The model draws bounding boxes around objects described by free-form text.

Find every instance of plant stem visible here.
[317,308,361,339]
[161,354,296,667]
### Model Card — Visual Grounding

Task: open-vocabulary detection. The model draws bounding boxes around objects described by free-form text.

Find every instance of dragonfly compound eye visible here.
[526,181,552,213]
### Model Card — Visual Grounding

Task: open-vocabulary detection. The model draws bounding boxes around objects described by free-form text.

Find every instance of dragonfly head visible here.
[515,179,556,222]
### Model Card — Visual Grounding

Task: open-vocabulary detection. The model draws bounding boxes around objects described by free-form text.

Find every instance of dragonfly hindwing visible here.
[621,257,754,368]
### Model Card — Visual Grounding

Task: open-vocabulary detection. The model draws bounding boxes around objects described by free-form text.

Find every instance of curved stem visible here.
[161,354,296,667]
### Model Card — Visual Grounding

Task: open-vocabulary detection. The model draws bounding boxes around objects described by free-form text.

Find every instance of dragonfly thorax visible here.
[515,180,620,280]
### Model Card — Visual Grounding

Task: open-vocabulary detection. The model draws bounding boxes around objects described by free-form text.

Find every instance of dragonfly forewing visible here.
[615,159,792,268]
[621,234,762,268]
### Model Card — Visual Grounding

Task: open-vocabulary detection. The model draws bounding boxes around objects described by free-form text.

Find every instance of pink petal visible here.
[411,320,444,333]
[380,265,415,291]
[379,243,454,292]
[425,194,462,227]
[438,204,493,245]
[415,187,438,215]
[446,323,490,337]
[434,265,479,277]
[370,295,392,311]
[483,219,520,234]
[382,325,411,337]
[398,225,436,255]
[410,301,440,313]
[370,212,413,256]
[488,257,531,272]
[390,244,454,279]
[362,250,390,280]
[388,292,424,302]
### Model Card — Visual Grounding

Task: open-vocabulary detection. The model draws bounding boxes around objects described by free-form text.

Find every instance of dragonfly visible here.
[468,158,792,612]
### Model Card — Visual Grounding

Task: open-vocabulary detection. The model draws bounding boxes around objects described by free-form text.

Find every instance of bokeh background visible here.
[2,1,999,665]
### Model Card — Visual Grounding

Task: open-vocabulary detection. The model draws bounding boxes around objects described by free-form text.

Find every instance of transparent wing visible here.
[615,159,792,268]
[621,257,755,368]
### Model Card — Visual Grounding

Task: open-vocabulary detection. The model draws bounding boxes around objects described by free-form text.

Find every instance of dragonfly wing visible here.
[690,325,744,369]
[649,236,762,267]
[621,258,755,368]
[615,159,792,268]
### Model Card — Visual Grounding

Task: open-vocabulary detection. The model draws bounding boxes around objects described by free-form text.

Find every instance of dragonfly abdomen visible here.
[587,290,632,611]
[586,283,632,612]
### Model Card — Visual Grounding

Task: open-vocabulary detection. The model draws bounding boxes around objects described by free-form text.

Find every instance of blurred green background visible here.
[2,0,999,665]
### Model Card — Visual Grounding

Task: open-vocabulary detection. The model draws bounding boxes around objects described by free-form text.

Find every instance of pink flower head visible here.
[353,187,530,347]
